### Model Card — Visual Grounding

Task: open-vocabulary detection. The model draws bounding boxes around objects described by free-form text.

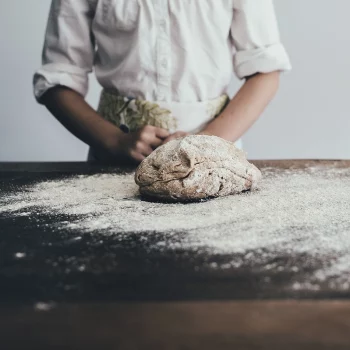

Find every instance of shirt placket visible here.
[155,0,171,102]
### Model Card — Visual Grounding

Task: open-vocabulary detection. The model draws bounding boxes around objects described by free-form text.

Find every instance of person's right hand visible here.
[162,131,190,145]
[109,125,170,163]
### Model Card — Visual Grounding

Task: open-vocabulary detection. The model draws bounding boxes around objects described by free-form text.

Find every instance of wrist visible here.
[102,127,126,156]
[198,113,233,140]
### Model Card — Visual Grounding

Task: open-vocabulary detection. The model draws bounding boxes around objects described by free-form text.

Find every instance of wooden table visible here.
[1,160,350,350]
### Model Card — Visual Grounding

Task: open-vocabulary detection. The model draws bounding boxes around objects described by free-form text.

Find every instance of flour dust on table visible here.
[1,165,350,293]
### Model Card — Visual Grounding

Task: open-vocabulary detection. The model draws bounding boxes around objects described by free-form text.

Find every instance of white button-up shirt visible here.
[34,0,291,104]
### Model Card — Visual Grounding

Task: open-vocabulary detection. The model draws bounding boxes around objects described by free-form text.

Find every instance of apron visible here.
[88,89,243,161]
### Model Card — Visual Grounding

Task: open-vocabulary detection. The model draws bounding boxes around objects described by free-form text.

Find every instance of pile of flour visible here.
[1,165,350,291]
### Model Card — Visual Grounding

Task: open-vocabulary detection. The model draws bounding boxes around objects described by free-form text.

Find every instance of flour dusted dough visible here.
[135,135,262,202]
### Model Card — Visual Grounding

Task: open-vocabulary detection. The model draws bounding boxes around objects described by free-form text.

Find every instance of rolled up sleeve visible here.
[33,0,95,103]
[231,0,292,79]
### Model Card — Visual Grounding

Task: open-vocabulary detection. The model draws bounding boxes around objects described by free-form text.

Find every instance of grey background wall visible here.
[1,1,349,161]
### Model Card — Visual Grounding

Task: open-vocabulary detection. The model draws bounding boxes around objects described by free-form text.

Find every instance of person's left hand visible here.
[162,131,190,145]
[196,129,214,136]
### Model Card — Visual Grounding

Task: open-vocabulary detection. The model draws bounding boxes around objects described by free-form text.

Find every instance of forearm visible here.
[41,86,123,153]
[201,72,280,142]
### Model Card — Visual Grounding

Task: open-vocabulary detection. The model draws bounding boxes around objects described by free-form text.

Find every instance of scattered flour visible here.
[34,302,56,312]
[1,166,350,292]
[14,252,26,259]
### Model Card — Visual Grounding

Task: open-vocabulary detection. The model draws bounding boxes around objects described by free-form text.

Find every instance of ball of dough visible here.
[135,135,262,202]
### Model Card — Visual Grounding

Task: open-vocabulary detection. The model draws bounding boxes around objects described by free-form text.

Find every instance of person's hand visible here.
[197,129,214,136]
[113,125,169,163]
[162,131,190,145]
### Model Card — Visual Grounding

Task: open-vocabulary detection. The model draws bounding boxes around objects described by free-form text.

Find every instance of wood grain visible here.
[1,301,350,350]
[1,159,349,173]
[1,161,350,349]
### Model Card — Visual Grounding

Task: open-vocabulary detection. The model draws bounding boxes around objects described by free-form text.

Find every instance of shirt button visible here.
[158,90,166,101]
[159,20,166,30]
[161,59,168,68]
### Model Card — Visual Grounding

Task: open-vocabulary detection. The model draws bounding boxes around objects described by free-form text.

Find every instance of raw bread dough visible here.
[135,135,262,202]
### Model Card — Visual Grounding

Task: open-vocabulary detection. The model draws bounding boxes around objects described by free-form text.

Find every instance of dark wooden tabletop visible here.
[1,160,350,350]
